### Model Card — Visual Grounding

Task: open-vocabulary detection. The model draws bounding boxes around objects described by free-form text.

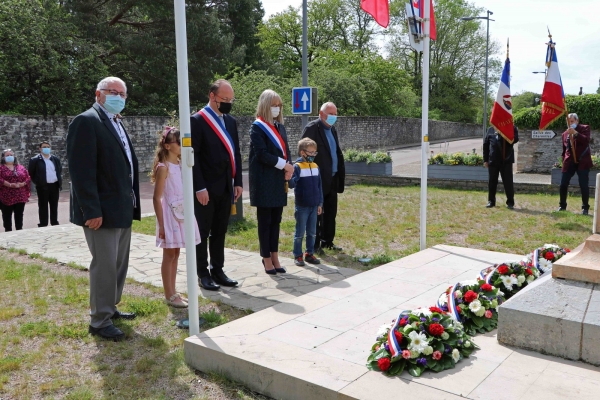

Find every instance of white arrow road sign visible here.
[301,92,309,110]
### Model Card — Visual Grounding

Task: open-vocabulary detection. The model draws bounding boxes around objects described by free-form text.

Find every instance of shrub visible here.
[343,150,392,164]
[554,153,600,169]
[513,94,600,130]
[428,151,483,166]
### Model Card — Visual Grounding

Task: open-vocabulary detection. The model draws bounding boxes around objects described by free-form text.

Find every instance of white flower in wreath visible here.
[534,268,540,277]
[523,254,533,263]
[469,299,483,314]
[376,323,392,339]
[527,275,535,283]
[423,346,434,356]
[452,348,461,362]
[501,275,518,290]
[464,340,471,348]
[538,258,552,271]
[544,244,560,249]
[455,290,463,299]
[408,331,429,353]
[517,275,526,286]
[491,299,498,309]
[441,332,449,340]
[410,350,420,359]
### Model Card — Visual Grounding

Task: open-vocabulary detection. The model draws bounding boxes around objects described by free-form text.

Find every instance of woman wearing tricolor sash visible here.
[249,90,293,274]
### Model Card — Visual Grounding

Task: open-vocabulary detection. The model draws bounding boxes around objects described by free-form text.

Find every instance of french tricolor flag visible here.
[489,50,515,143]
[539,39,566,129]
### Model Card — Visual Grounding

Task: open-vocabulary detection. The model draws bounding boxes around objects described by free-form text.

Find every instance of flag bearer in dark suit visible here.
[191,79,243,291]
[557,113,593,214]
[301,102,345,252]
[483,125,519,209]
[28,141,62,227]
[67,77,140,341]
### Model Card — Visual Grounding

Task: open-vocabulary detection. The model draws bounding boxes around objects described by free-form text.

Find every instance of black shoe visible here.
[304,253,321,264]
[274,266,287,273]
[582,209,589,215]
[112,310,136,320]
[486,202,495,208]
[323,242,342,251]
[211,270,238,287]
[555,207,567,212]
[262,259,277,275]
[199,276,220,291]
[89,324,125,341]
[507,205,514,210]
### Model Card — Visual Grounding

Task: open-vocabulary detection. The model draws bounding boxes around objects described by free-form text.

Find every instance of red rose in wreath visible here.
[544,251,555,260]
[480,283,493,292]
[429,306,446,314]
[525,268,533,276]
[378,357,391,371]
[394,330,403,343]
[497,265,509,274]
[428,323,445,337]
[565,248,570,253]
[464,290,478,303]
[399,317,408,327]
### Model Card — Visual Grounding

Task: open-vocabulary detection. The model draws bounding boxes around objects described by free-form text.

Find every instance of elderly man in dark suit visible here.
[302,102,345,252]
[557,113,593,214]
[191,79,243,291]
[67,76,140,341]
[483,125,519,209]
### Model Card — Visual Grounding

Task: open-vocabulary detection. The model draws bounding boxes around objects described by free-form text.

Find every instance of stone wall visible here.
[516,129,598,173]
[0,114,479,179]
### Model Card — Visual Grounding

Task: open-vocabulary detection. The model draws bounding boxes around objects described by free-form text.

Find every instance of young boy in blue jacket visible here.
[289,138,323,266]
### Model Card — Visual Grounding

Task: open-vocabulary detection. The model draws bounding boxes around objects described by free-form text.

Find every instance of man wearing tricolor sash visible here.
[191,79,242,291]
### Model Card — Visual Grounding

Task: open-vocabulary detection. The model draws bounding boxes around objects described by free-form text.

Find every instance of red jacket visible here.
[562,124,592,172]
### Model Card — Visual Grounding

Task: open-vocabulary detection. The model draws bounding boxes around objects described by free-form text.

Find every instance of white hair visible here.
[568,113,579,122]
[320,102,336,112]
[96,77,127,92]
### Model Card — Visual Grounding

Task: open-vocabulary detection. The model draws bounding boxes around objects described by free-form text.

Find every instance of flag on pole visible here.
[416,0,437,40]
[361,0,389,28]
[539,38,566,129]
[490,41,514,143]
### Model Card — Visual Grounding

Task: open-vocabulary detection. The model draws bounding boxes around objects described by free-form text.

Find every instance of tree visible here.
[386,0,502,123]
[511,91,541,114]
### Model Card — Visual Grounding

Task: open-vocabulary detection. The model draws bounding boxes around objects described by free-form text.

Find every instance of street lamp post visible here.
[461,11,494,139]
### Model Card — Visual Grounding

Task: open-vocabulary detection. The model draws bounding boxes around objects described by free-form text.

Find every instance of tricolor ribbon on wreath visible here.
[437,282,462,323]
[199,106,237,213]
[386,311,408,359]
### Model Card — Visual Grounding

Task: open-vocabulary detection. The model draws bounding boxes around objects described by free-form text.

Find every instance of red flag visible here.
[361,0,389,28]
[416,0,437,40]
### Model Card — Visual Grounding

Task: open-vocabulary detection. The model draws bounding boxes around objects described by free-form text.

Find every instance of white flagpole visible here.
[420,0,431,251]
[174,0,200,336]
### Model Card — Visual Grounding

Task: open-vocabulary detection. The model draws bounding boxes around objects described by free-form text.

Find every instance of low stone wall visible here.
[0,114,479,179]
[516,129,598,173]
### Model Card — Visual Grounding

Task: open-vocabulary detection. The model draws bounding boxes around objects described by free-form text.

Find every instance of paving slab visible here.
[0,224,358,312]
[185,245,600,400]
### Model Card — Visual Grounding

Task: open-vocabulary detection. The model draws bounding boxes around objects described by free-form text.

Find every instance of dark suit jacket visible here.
[301,119,345,196]
[190,111,243,196]
[28,154,62,189]
[483,126,519,167]
[67,104,141,228]
[248,121,292,208]
[562,124,592,171]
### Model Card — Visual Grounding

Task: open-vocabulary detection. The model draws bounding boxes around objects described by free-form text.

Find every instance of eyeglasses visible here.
[166,140,181,145]
[215,94,235,103]
[305,151,318,156]
[99,88,128,99]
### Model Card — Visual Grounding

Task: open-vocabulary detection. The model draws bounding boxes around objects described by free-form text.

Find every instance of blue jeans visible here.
[293,205,318,257]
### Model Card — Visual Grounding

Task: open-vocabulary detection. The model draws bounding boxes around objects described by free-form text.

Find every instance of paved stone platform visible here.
[0,224,358,311]
[184,245,600,400]
[553,234,600,284]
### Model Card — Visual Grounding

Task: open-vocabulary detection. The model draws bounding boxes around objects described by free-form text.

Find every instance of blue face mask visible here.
[570,123,577,129]
[42,148,51,155]
[326,114,337,126]
[5,156,14,163]
[103,95,126,115]
[306,156,315,163]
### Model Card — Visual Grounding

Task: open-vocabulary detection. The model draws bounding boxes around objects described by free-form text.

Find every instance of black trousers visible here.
[194,191,231,278]
[488,164,514,206]
[559,164,590,211]
[1,202,25,231]
[36,182,60,227]
[316,173,339,247]
[256,206,283,258]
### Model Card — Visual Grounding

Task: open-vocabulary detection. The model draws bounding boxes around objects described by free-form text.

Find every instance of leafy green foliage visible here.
[429,152,483,166]
[514,94,600,129]
[511,91,542,113]
[344,149,392,164]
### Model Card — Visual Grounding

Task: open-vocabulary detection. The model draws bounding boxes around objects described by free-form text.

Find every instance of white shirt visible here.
[42,155,58,183]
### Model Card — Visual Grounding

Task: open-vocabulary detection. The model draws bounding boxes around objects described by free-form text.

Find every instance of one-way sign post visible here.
[531,130,557,139]
[292,87,312,114]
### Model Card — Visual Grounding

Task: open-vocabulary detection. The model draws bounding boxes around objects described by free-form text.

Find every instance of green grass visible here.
[133,185,595,269]
[0,252,268,399]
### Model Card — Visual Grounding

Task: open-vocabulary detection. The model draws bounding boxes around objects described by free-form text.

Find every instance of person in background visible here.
[557,113,593,215]
[289,138,323,267]
[248,89,293,274]
[0,149,31,231]
[483,126,519,209]
[28,141,62,227]
[301,102,345,253]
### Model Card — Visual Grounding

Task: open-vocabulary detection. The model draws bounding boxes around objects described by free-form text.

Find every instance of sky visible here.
[260,0,600,96]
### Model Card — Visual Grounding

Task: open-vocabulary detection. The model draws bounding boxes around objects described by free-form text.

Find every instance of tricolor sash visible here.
[199,106,236,178]
[253,117,287,160]
[387,311,408,359]
[437,282,462,323]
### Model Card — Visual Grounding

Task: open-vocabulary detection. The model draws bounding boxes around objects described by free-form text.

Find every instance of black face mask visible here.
[217,101,232,114]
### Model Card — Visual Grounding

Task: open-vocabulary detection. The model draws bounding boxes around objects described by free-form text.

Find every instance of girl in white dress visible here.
[152,127,201,308]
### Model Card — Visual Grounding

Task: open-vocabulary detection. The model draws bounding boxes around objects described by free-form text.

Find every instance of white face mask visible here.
[271,106,280,118]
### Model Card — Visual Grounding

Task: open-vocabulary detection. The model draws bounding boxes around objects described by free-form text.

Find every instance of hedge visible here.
[513,94,600,130]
